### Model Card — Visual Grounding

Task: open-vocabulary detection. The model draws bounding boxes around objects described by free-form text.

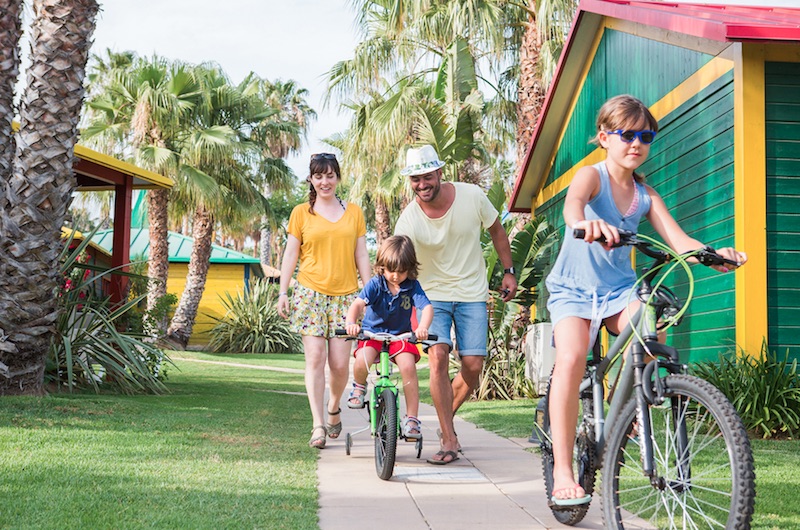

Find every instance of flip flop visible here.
[436,428,463,453]
[427,450,459,465]
[549,493,591,507]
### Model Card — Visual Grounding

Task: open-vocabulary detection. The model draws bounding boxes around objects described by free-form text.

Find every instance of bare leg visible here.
[549,317,591,500]
[302,335,328,429]
[428,343,459,456]
[394,352,419,418]
[451,355,484,414]
[326,336,351,415]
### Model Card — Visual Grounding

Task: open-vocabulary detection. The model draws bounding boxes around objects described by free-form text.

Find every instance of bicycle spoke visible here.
[604,376,753,529]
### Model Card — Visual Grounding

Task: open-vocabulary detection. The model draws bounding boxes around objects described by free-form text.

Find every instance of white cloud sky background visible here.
[88,0,359,179]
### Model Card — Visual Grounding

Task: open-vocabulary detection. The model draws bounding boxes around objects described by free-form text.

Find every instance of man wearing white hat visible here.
[395,144,517,465]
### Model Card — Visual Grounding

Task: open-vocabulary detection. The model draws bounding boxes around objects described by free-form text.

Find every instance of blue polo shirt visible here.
[359,275,431,335]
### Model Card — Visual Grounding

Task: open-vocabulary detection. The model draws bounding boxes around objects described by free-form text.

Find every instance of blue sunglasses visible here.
[606,129,657,144]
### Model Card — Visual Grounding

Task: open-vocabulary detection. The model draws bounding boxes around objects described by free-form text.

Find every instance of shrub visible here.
[207,279,302,354]
[48,231,171,394]
[692,341,800,438]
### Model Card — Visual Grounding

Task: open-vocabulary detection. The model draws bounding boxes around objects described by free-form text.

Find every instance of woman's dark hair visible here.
[308,153,341,214]
[375,235,420,280]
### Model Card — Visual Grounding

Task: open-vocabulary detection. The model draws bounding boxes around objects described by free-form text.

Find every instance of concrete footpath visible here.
[316,399,604,530]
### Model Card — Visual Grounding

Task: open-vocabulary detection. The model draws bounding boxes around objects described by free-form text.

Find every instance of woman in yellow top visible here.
[278,153,372,449]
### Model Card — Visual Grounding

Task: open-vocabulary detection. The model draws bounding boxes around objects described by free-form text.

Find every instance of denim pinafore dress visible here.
[545,162,651,336]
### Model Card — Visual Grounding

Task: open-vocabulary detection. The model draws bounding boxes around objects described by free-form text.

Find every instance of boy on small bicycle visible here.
[545,95,747,506]
[345,235,434,440]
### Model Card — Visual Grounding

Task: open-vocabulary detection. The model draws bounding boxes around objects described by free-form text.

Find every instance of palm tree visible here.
[83,54,202,333]
[248,77,313,270]
[0,0,99,395]
[515,0,578,163]
[326,0,531,224]
[164,66,297,347]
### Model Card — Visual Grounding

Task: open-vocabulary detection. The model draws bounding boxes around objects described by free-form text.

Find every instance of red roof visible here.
[510,0,800,212]
[584,0,800,42]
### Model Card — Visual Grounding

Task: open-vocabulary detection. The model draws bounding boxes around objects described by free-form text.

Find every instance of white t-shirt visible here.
[395,182,498,302]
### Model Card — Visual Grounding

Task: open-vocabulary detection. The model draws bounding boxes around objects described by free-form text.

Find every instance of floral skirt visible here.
[289,283,357,338]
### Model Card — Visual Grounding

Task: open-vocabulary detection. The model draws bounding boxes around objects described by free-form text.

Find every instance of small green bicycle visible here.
[335,329,436,480]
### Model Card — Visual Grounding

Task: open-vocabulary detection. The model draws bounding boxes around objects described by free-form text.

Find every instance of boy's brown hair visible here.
[375,235,420,279]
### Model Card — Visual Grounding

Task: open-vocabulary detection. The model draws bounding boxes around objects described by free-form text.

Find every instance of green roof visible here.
[91,228,261,265]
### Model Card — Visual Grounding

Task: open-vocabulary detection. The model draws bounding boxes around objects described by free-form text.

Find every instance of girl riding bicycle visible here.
[545,94,747,506]
[345,235,434,440]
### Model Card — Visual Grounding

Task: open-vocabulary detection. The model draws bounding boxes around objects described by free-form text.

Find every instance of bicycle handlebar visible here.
[572,228,740,267]
[334,329,438,343]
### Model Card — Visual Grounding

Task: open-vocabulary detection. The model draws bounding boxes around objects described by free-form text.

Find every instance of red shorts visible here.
[355,339,421,363]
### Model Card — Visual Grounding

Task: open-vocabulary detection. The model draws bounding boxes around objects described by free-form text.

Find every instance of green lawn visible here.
[0,352,316,530]
[1,351,797,529]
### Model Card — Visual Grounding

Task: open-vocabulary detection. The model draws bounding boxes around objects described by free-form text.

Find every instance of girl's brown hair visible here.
[592,94,659,183]
[307,153,341,214]
[375,235,420,280]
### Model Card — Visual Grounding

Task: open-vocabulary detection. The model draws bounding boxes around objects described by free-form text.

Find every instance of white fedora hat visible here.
[400,145,445,177]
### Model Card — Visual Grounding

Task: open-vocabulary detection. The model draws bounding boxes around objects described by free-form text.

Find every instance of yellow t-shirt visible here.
[395,182,498,302]
[287,202,366,296]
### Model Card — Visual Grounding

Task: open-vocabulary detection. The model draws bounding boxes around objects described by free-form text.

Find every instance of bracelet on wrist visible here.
[279,292,288,297]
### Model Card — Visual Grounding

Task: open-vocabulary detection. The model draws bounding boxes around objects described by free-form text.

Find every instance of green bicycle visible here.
[335,329,436,480]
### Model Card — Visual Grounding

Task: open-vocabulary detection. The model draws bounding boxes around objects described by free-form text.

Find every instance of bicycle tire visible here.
[374,388,398,480]
[540,372,597,526]
[602,374,755,529]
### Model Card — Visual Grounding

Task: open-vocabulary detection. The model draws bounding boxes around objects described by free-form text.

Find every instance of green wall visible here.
[766,62,800,363]
[536,29,736,363]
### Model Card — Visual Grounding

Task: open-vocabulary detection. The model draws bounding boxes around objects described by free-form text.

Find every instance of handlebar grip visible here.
[424,334,439,341]
[334,329,348,336]
[573,227,636,247]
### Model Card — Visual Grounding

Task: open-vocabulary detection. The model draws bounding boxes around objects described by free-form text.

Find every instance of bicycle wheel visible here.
[374,387,398,480]
[540,373,597,526]
[602,374,755,529]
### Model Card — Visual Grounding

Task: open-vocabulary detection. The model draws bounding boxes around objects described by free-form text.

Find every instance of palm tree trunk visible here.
[167,205,213,348]
[374,196,391,246]
[517,3,545,165]
[0,0,22,180]
[259,221,271,268]
[0,0,98,395]
[145,187,170,335]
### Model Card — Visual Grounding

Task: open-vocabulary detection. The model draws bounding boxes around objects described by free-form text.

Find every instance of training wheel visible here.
[415,437,423,459]
[345,432,352,456]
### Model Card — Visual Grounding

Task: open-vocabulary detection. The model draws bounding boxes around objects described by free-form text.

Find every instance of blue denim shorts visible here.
[428,301,488,357]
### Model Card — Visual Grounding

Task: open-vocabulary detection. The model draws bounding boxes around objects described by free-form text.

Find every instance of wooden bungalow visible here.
[89,226,277,347]
[511,1,800,362]
[73,144,174,303]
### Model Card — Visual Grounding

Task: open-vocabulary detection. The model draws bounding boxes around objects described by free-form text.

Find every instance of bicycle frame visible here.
[582,253,689,482]
[368,341,399,436]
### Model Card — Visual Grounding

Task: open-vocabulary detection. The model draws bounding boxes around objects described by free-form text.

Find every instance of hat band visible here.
[404,160,443,174]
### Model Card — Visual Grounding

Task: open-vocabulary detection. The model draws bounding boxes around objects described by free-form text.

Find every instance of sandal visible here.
[327,408,342,439]
[436,427,463,453]
[347,382,367,409]
[309,425,327,449]
[402,415,422,440]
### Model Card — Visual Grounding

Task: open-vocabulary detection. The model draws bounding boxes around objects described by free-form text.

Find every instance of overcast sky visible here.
[88,0,360,178]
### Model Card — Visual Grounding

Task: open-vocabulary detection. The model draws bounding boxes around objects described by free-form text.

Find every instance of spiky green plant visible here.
[207,279,302,354]
[693,340,800,438]
[47,230,171,394]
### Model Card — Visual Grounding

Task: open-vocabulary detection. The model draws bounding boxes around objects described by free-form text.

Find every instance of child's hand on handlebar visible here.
[414,327,429,341]
[573,219,620,250]
[709,247,748,273]
[346,322,361,336]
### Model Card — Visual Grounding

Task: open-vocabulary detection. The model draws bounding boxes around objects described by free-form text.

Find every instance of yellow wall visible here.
[166,263,250,347]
